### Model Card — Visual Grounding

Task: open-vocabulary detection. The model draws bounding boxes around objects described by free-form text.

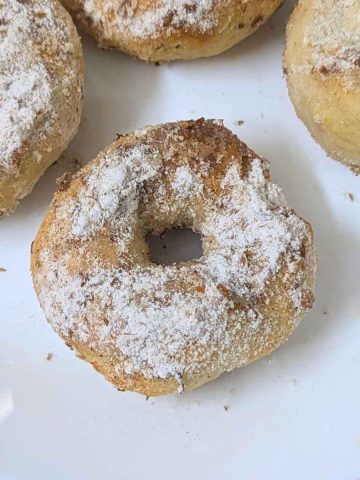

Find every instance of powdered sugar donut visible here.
[31,119,316,396]
[59,0,283,62]
[0,0,84,216]
[284,0,360,174]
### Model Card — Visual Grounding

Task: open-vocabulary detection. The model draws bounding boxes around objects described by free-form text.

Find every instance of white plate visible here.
[1,2,360,479]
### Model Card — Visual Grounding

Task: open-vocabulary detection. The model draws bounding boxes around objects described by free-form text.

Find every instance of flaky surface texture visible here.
[0,0,84,216]
[32,119,316,396]
[60,0,283,62]
[284,0,360,174]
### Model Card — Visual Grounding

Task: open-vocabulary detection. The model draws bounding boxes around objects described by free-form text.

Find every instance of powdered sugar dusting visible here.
[83,0,222,39]
[0,0,82,173]
[171,166,203,198]
[0,60,52,172]
[203,159,303,297]
[69,144,161,239]
[34,121,315,385]
[303,0,360,86]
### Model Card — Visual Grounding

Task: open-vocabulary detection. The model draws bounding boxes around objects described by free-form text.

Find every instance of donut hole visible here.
[146,227,203,265]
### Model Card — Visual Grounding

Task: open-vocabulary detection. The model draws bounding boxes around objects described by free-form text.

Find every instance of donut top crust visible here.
[0,0,82,174]
[33,120,314,384]
[298,0,360,89]
[80,0,228,39]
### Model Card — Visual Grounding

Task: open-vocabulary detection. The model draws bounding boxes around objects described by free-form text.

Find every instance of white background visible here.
[1,1,360,478]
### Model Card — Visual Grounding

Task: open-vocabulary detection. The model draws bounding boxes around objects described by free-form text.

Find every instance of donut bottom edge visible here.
[56,300,314,398]
[61,0,284,62]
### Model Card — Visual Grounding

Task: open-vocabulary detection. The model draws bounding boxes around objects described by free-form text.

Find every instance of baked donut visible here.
[59,0,283,62]
[284,0,360,174]
[0,0,84,216]
[31,119,316,396]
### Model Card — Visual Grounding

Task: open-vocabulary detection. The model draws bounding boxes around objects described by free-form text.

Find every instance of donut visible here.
[284,0,360,174]
[31,119,316,396]
[59,0,283,62]
[0,0,84,216]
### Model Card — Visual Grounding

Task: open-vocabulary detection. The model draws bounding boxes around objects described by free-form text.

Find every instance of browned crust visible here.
[31,119,316,396]
[60,0,284,62]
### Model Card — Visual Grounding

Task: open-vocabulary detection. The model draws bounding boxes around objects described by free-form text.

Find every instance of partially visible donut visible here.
[59,0,283,62]
[0,0,84,216]
[31,119,316,396]
[284,0,360,174]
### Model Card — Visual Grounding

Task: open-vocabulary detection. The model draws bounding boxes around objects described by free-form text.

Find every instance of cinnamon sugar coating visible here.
[31,119,316,396]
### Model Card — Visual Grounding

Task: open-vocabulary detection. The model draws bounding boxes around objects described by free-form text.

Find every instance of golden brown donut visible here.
[0,0,84,216]
[284,0,360,174]
[59,0,283,62]
[31,119,316,396]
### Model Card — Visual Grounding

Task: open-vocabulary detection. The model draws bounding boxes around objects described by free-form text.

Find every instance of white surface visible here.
[1,2,360,479]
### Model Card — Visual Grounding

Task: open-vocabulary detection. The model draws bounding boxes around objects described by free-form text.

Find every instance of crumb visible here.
[46,352,53,361]
[56,171,73,192]
[0,267,6,272]
[348,192,355,202]
[116,387,125,392]
[72,158,81,169]
[223,405,230,411]
[154,61,161,67]
[145,396,150,401]
[235,120,244,126]
[162,245,167,249]
[323,309,328,315]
